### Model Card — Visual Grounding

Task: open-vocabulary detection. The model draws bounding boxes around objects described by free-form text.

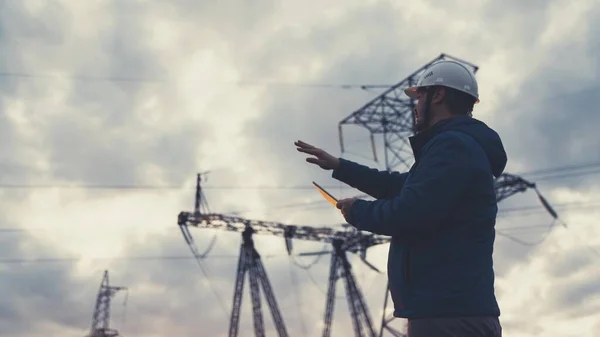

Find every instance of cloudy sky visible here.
[1,0,599,336]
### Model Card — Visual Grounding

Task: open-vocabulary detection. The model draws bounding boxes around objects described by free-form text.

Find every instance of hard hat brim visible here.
[404,85,480,103]
[404,86,419,99]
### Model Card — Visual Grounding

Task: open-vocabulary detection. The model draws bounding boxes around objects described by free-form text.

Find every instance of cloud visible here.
[0,226,88,337]
[1,0,600,336]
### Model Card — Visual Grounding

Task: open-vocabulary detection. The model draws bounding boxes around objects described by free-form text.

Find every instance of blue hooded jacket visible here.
[332,116,507,319]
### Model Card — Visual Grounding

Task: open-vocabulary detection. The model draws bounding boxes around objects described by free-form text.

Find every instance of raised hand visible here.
[294,140,340,170]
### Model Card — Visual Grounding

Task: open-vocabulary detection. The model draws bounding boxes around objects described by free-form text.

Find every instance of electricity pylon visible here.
[86,270,128,337]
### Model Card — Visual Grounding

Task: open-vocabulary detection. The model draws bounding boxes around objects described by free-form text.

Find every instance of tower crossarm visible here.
[178,211,390,250]
[494,173,536,203]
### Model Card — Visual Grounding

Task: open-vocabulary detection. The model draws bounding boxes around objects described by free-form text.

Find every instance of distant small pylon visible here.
[86,270,127,337]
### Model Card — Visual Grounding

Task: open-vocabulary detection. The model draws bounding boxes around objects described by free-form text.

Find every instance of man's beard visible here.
[415,119,428,133]
[414,108,428,133]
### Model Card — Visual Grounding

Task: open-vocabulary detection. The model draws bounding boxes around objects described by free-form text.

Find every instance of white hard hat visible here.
[404,60,479,103]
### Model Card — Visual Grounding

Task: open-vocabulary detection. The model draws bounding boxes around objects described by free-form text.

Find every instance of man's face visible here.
[414,87,429,132]
[414,86,447,133]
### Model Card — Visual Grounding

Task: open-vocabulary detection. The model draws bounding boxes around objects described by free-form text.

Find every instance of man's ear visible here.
[432,87,445,104]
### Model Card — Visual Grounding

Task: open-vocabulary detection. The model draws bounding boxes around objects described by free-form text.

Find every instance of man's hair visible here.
[441,87,477,116]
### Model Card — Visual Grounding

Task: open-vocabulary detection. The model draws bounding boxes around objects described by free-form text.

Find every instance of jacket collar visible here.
[409,116,472,161]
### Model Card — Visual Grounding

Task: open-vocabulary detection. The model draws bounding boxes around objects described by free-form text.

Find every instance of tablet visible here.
[312,181,338,207]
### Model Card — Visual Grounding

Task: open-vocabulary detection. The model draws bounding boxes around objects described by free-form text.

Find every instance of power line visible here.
[1,160,598,192]
[188,255,231,318]
[498,201,600,214]
[496,229,554,246]
[497,203,599,219]
[238,197,600,219]
[0,183,187,190]
[236,198,598,220]
[0,201,596,235]
[0,254,287,264]
[499,223,563,232]
[534,168,600,181]
[520,161,600,177]
[288,258,308,335]
[0,183,355,190]
[0,71,393,89]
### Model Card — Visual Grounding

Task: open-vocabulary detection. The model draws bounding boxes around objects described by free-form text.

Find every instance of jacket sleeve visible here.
[347,133,476,238]
[331,158,409,199]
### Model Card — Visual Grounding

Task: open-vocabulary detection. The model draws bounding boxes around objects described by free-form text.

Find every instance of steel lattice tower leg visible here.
[228,226,289,337]
[322,239,377,337]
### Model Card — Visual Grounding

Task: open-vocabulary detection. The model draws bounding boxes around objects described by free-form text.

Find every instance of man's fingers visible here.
[294,140,315,149]
[336,199,353,217]
[298,140,315,148]
[336,199,349,209]
[306,158,326,166]
[296,146,316,154]
[297,147,323,157]
[341,206,349,219]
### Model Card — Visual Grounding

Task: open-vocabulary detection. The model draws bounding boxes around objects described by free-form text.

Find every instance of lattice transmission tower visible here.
[85,270,128,337]
[178,173,389,337]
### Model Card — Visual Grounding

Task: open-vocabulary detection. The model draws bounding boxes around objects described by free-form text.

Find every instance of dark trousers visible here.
[407,316,502,337]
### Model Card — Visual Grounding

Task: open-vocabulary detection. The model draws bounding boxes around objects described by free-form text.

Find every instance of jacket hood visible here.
[412,117,508,178]
[444,117,507,177]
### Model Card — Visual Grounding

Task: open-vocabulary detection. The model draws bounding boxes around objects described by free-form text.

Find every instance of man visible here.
[294,60,506,336]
